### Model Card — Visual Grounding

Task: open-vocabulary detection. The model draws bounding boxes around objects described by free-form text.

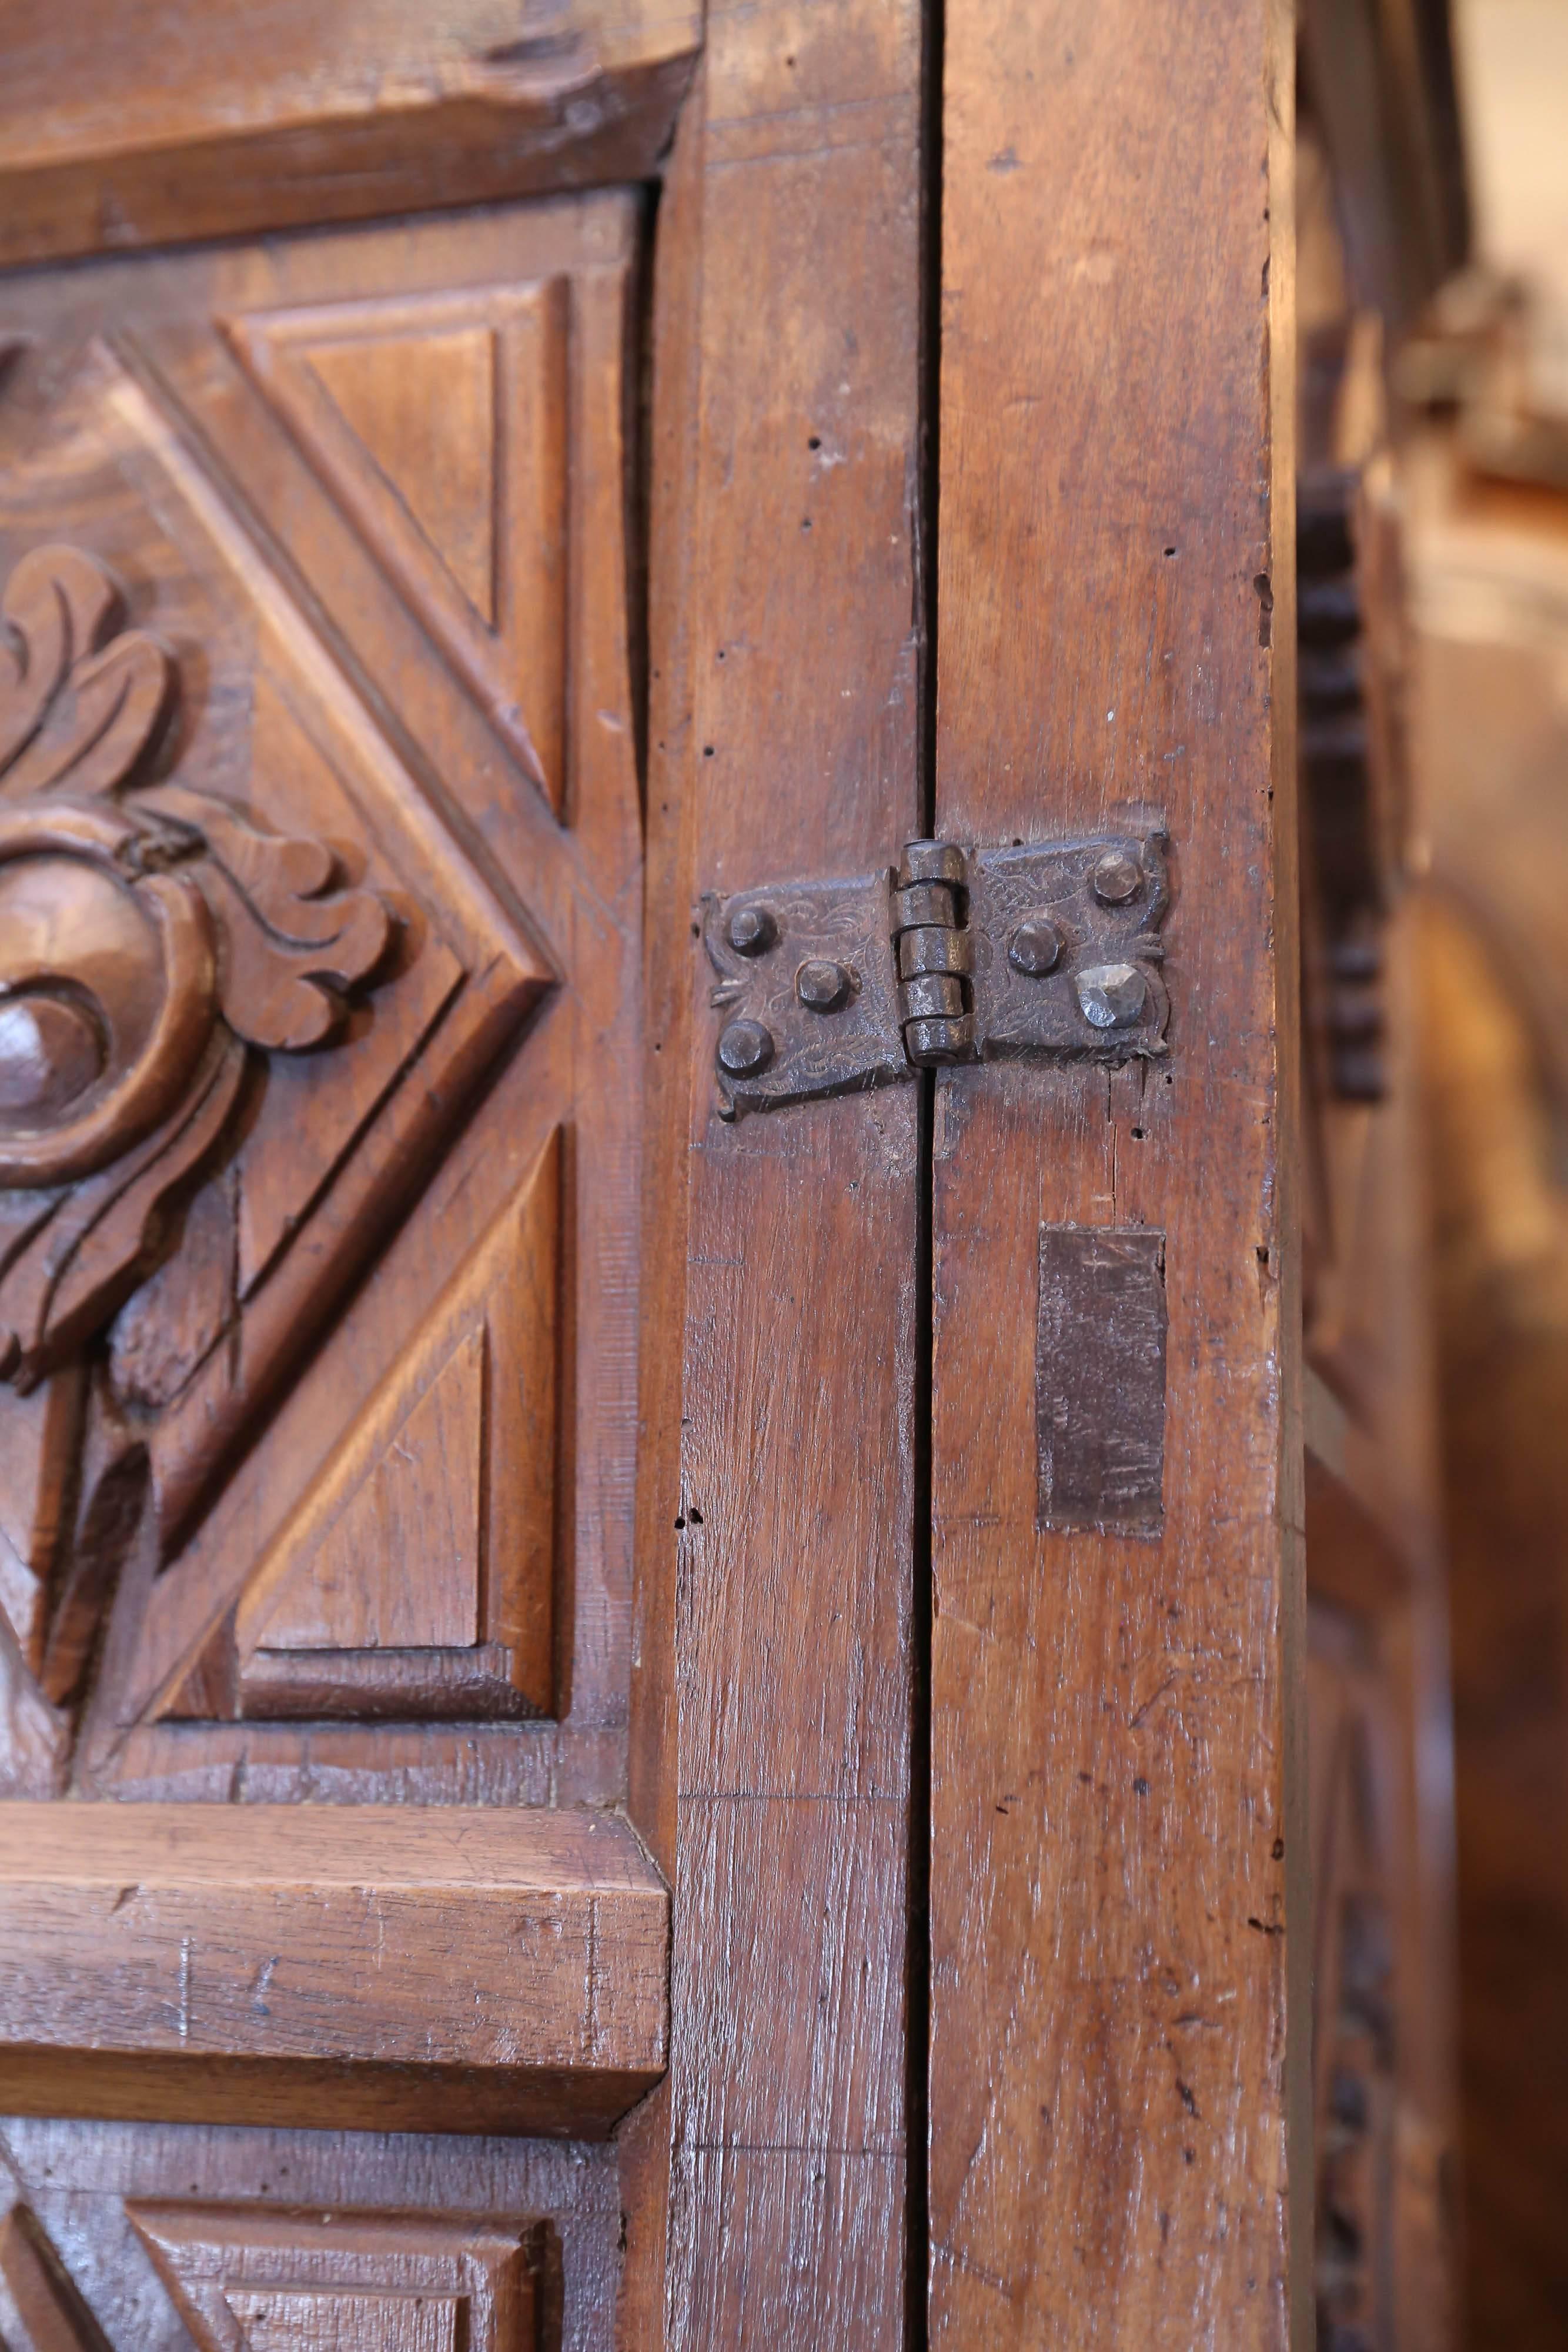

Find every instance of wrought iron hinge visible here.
[703,826,1170,1118]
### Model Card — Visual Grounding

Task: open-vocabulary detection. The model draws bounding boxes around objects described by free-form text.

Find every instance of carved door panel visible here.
[0,197,638,1795]
[0,168,666,2340]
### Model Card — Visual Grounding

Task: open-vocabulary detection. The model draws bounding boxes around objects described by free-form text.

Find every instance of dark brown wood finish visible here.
[927,1,1305,2342]
[0,0,1480,2339]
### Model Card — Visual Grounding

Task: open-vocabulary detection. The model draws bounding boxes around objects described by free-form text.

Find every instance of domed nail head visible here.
[1075,963,1146,1029]
[717,1017,775,1076]
[1008,919,1061,977]
[727,903,778,956]
[796,958,851,1012]
[1092,850,1142,905]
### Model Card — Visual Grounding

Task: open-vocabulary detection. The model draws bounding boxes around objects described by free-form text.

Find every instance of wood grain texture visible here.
[0,1804,666,2136]
[617,65,709,2349]
[0,0,699,268]
[928,1,1304,2343]
[633,1,925,2338]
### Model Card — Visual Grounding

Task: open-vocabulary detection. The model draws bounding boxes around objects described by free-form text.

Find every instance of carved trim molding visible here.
[0,543,391,1394]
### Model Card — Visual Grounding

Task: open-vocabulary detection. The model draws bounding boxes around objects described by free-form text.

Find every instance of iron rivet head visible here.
[1008,918,1062,977]
[1092,849,1142,905]
[1075,963,1146,1029]
[796,957,851,1013]
[717,1017,775,1076]
[727,903,778,957]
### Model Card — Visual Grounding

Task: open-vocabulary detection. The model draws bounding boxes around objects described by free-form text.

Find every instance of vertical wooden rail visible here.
[635,1,926,2337]
[928,2,1305,2345]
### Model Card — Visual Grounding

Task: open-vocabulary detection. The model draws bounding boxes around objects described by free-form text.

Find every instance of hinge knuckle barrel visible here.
[897,928,973,978]
[904,1016,972,1065]
[900,839,967,887]
[902,972,967,1020]
[894,839,975,1067]
[892,880,961,934]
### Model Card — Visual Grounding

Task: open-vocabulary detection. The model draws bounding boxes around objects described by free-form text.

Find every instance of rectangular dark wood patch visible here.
[1036,1225,1166,1537]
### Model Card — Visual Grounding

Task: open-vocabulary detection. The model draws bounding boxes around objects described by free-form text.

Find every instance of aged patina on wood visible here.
[926,1,1307,2343]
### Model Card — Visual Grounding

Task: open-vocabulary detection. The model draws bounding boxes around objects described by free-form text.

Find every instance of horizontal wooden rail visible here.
[0,1804,667,2136]
[0,0,699,267]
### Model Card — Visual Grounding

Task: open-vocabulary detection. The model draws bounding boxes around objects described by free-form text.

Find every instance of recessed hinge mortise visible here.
[702,825,1170,1117]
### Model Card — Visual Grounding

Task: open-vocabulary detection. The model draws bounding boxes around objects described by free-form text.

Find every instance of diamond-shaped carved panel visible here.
[0,192,640,1809]
[0,417,550,1772]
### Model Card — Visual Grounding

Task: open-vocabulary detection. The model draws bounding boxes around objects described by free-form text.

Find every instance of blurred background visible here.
[1298,2,1568,2344]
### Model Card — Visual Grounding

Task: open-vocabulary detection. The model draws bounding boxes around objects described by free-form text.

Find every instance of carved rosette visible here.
[0,543,392,1393]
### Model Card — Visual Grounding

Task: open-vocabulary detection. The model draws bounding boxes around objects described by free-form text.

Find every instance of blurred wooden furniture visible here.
[1398,409,1568,2350]
[1295,14,1471,2347]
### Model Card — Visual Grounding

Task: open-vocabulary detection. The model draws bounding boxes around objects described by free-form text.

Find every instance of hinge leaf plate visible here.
[702,826,1171,1117]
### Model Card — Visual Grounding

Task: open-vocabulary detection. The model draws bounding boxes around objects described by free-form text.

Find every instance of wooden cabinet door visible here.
[0,11,696,2340]
[0,1,1389,2346]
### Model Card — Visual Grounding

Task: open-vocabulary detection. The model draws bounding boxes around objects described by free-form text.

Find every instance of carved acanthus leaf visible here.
[0,542,172,800]
[140,783,392,1050]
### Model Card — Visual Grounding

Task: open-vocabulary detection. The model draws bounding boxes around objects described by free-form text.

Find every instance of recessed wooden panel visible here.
[131,2207,543,2352]
[0,2120,615,2351]
[228,284,570,809]
[186,1130,562,1722]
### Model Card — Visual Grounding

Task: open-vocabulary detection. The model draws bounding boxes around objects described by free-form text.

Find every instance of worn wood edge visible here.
[0,48,700,271]
[0,1802,668,2134]
[1268,5,1312,2339]
[0,1800,663,1885]
[0,2052,661,2139]
[618,61,708,2352]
